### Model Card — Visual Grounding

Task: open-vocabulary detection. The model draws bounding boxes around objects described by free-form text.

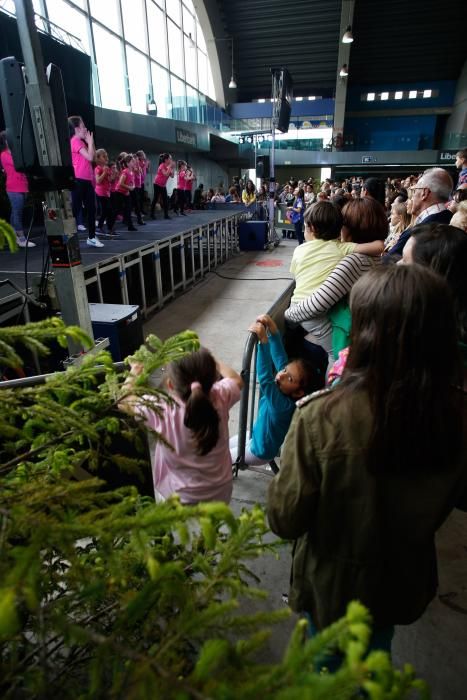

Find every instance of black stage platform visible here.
[0,207,245,321]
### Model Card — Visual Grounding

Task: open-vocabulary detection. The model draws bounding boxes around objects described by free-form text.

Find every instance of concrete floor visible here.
[143,238,467,699]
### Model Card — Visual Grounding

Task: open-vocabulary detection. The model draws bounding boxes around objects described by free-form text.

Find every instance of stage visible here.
[0,207,246,324]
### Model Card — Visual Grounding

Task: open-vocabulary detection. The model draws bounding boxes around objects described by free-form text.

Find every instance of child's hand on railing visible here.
[249,321,268,344]
[256,314,278,335]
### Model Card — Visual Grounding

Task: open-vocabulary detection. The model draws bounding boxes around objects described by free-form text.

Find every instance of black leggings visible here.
[71,178,95,239]
[117,192,132,228]
[151,184,169,218]
[97,195,116,232]
[173,188,185,214]
[130,188,143,223]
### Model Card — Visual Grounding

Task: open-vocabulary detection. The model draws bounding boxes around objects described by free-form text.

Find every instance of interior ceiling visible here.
[213,0,466,103]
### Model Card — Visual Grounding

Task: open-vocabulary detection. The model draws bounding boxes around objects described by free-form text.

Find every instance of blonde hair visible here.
[451,201,467,232]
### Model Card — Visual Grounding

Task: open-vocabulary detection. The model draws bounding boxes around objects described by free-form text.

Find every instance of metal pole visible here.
[14,0,94,351]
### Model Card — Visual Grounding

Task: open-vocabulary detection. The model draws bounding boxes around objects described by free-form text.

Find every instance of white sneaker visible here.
[77,224,87,232]
[17,237,36,248]
[86,237,104,248]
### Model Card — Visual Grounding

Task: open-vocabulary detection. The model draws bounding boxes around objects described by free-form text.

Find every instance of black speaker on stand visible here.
[256,155,270,179]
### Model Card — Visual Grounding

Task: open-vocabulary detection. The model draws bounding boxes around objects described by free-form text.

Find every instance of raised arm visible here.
[284,253,376,324]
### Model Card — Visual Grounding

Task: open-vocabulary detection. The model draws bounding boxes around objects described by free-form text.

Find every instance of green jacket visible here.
[267,388,467,630]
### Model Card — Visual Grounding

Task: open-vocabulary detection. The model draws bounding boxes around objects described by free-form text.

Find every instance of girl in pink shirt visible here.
[130,157,144,226]
[150,153,174,220]
[94,148,117,235]
[120,348,243,504]
[135,150,149,216]
[0,131,35,248]
[116,154,137,231]
[68,115,103,248]
[184,164,195,211]
[173,160,187,216]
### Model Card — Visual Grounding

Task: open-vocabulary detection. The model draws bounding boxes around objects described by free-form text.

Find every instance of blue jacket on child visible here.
[250,333,296,460]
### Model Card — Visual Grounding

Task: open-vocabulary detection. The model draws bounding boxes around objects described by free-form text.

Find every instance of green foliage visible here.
[0,322,428,699]
[0,218,17,252]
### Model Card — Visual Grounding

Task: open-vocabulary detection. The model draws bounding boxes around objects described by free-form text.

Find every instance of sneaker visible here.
[17,236,36,248]
[86,237,104,248]
[77,224,87,232]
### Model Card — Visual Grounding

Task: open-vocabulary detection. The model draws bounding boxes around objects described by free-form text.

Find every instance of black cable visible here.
[23,202,35,293]
[209,270,293,282]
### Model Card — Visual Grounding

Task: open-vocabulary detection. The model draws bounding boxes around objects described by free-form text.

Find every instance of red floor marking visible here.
[251,260,284,267]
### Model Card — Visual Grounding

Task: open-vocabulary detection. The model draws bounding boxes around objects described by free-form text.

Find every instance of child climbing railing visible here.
[232,281,296,478]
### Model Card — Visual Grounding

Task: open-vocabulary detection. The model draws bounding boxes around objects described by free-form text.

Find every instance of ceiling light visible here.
[409,90,417,99]
[395,91,403,100]
[423,89,432,98]
[296,96,303,101]
[342,25,354,43]
[246,136,253,144]
[339,64,349,77]
[308,96,316,100]
[258,98,265,103]
[239,136,245,144]
[367,92,375,101]
[228,77,237,89]
[187,32,195,49]
[380,92,389,100]
[258,135,265,143]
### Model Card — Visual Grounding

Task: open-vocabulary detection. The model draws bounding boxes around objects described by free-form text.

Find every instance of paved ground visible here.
[144,238,467,697]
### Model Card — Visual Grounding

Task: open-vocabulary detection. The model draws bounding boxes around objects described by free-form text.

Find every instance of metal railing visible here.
[233,281,295,478]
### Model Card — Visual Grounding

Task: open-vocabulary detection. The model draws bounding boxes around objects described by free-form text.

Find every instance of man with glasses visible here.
[386,167,453,258]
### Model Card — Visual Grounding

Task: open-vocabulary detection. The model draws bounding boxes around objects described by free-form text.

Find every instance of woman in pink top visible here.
[130,157,144,226]
[120,348,243,504]
[150,152,174,220]
[68,115,103,248]
[0,131,35,248]
[94,148,117,236]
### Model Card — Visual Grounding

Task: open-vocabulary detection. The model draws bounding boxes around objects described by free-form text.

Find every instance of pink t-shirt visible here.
[134,166,142,188]
[139,159,148,182]
[184,171,194,191]
[0,149,28,193]
[154,162,172,187]
[70,136,93,181]
[177,169,186,189]
[136,377,241,504]
[94,165,111,197]
[116,168,134,195]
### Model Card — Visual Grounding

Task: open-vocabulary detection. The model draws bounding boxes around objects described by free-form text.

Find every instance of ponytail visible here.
[184,382,219,456]
[168,348,220,456]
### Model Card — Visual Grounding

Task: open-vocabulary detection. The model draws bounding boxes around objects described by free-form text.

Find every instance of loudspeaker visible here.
[89,303,144,362]
[239,221,268,251]
[278,98,291,134]
[256,155,270,179]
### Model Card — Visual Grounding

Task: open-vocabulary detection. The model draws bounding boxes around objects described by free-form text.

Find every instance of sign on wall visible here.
[175,128,198,149]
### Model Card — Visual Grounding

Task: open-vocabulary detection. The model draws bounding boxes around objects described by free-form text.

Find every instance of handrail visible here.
[233,281,295,477]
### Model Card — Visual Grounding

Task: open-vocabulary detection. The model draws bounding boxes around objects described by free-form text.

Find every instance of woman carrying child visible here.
[120,348,242,504]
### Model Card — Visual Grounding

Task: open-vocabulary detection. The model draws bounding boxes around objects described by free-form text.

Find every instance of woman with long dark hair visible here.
[268,264,466,661]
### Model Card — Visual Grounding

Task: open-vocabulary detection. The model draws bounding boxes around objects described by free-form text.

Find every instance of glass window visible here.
[44,0,90,53]
[93,23,127,110]
[197,49,207,95]
[183,0,195,12]
[127,46,150,115]
[196,21,206,52]
[147,1,167,68]
[186,85,199,123]
[167,19,184,79]
[184,34,197,87]
[166,0,180,26]
[207,60,215,101]
[121,0,146,49]
[89,0,120,34]
[182,6,194,38]
[151,62,170,118]
[170,75,186,121]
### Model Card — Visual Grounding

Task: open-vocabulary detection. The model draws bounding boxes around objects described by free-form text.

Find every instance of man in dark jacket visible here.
[386,167,453,258]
